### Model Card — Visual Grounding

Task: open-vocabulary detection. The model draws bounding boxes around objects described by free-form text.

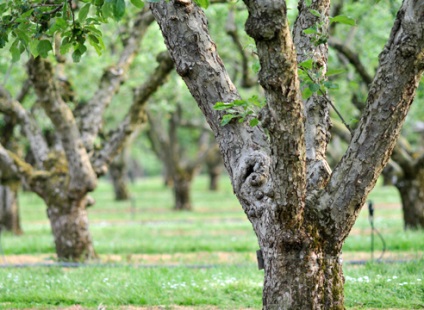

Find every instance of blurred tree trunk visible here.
[0,184,23,235]
[110,149,131,201]
[46,194,96,260]
[173,168,194,210]
[205,145,222,191]
[396,169,424,229]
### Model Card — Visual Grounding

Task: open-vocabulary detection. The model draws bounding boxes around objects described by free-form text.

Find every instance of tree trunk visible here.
[0,185,23,235]
[206,145,222,191]
[261,244,344,309]
[208,171,220,191]
[173,171,193,211]
[46,197,96,261]
[109,153,131,201]
[396,171,424,229]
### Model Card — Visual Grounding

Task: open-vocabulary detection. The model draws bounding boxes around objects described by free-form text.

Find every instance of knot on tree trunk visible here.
[244,0,286,41]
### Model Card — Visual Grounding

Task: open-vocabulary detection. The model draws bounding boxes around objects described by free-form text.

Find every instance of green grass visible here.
[0,262,422,309]
[1,175,423,309]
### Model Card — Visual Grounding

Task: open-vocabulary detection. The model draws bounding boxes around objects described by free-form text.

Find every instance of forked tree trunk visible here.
[46,196,96,261]
[396,170,424,229]
[173,171,193,211]
[0,185,23,235]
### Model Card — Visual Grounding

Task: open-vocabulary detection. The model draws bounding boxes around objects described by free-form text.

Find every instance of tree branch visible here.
[293,0,333,192]
[79,10,155,151]
[28,57,96,197]
[0,86,49,168]
[91,52,174,174]
[329,38,374,85]
[225,9,256,88]
[319,0,424,242]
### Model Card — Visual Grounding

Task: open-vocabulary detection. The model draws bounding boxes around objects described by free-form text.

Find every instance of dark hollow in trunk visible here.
[46,197,96,261]
[0,185,23,235]
[396,173,424,229]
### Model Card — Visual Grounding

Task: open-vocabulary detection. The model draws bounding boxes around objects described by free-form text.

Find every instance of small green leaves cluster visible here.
[304,9,356,46]
[298,59,343,100]
[0,0,211,62]
[214,95,265,127]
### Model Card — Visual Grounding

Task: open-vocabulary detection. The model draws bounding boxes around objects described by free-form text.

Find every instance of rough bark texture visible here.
[0,184,22,235]
[46,196,96,261]
[152,0,424,308]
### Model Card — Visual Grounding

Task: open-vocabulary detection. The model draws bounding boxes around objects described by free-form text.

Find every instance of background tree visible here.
[147,96,213,210]
[0,8,173,261]
[151,0,424,309]
[327,0,424,229]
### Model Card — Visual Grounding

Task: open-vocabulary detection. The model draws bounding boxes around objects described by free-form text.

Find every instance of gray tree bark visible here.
[151,0,424,308]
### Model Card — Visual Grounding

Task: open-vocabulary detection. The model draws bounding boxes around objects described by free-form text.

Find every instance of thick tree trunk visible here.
[0,185,23,235]
[261,245,344,309]
[110,153,131,201]
[173,171,193,211]
[396,171,424,229]
[46,197,96,261]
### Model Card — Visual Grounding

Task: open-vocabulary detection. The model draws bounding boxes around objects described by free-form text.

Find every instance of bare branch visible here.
[91,52,174,174]
[0,87,49,167]
[320,0,424,242]
[329,38,374,85]
[28,57,96,197]
[225,9,256,88]
[79,10,155,151]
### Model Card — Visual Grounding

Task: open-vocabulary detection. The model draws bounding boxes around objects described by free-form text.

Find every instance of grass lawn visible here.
[0,175,423,309]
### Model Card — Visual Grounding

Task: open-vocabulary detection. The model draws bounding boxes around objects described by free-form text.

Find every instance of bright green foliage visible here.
[0,0,144,62]
[214,96,265,127]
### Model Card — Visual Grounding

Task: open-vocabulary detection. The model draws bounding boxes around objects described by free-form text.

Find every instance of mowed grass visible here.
[0,175,423,309]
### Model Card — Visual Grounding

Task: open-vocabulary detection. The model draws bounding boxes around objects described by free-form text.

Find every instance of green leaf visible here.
[326,68,346,76]
[299,59,313,70]
[213,102,234,111]
[13,29,29,45]
[220,114,236,126]
[113,0,126,20]
[130,0,145,9]
[249,118,259,127]
[302,88,313,100]
[252,61,260,73]
[37,40,53,58]
[303,27,318,35]
[233,99,247,107]
[309,9,321,17]
[195,0,210,9]
[78,3,91,23]
[323,81,339,89]
[9,39,21,62]
[308,82,320,93]
[102,0,114,18]
[28,40,39,57]
[330,15,356,26]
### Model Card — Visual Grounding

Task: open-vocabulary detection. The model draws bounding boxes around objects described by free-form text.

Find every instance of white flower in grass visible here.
[392,276,398,279]
[417,279,422,281]
[387,279,392,282]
